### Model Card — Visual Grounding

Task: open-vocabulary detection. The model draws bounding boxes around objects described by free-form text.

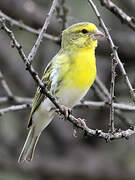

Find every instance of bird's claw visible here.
[50,105,72,119]
[60,105,72,119]
[72,124,78,138]
[77,118,87,130]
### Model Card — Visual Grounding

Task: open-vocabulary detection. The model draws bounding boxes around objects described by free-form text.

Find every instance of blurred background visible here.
[0,0,135,179]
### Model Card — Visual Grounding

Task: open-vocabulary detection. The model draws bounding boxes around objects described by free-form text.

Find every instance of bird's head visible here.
[62,22,104,50]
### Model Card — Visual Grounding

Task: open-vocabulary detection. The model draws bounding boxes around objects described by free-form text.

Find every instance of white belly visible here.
[57,87,89,108]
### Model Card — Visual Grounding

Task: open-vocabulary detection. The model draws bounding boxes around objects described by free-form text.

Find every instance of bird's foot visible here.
[60,105,72,119]
[50,105,72,119]
[72,118,87,137]
[77,118,87,130]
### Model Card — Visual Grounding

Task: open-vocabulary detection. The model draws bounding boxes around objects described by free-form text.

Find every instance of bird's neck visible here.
[62,40,97,52]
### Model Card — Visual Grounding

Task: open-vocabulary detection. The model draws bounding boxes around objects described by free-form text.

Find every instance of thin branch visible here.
[13,96,32,104]
[0,96,32,105]
[0,97,8,104]
[0,104,30,116]
[95,76,111,101]
[109,57,117,132]
[56,0,68,31]
[0,11,59,42]
[68,114,135,140]
[1,6,135,141]
[88,0,135,102]
[28,0,58,63]
[115,110,134,127]
[1,95,135,113]
[0,70,13,98]
[76,101,135,112]
[92,83,107,100]
[0,18,45,90]
[88,0,135,127]
[93,77,133,126]
[99,0,135,31]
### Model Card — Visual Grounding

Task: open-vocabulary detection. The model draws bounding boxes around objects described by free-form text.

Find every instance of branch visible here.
[0,70,13,98]
[93,77,133,126]
[0,96,32,105]
[56,0,68,31]
[99,0,135,31]
[76,101,135,112]
[1,96,135,114]
[28,0,58,63]
[0,11,59,42]
[95,76,111,101]
[88,0,135,127]
[0,104,30,116]
[109,56,117,132]
[0,96,32,116]
[88,0,135,103]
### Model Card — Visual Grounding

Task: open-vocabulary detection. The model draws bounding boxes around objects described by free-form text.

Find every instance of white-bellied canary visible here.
[18,22,104,163]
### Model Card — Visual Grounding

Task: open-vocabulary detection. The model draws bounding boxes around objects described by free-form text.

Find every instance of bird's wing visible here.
[28,51,70,128]
[27,61,53,128]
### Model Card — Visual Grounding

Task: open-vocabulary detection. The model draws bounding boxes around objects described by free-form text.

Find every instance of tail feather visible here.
[18,127,40,163]
[18,108,55,163]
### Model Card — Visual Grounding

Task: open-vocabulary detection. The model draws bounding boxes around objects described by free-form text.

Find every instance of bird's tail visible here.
[18,126,40,163]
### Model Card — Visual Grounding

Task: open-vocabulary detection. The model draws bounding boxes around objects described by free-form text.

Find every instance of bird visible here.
[18,22,104,163]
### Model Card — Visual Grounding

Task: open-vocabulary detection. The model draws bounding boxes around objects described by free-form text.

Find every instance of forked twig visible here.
[28,0,58,63]
[0,11,59,42]
[99,0,135,31]
[88,0,135,102]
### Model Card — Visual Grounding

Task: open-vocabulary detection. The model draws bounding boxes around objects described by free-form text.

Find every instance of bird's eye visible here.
[81,29,88,34]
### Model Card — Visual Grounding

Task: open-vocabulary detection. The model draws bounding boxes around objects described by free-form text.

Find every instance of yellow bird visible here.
[18,22,104,163]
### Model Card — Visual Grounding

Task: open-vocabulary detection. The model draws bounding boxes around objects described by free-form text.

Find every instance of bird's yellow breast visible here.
[65,48,96,90]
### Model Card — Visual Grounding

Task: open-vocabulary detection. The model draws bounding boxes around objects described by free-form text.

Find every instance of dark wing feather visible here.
[27,61,53,128]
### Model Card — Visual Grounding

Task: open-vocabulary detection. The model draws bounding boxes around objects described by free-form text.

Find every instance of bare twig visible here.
[93,77,133,126]
[0,97,8,104]
[0,11,59,42]
[92,83,107,100]
[0,104,30,116]
[1,96,135,114]
[88,0,135,127]
[56,0,68,31]
[0,70,13,98]
[88,0,135,102]
[28,0,58,63]
[115,110,134,127]
[0,18,46,90]
[109,57,117,132]
[0,96,32,105]
[76,101,135,112]
[99,0,135,31]
[95,76,111,101]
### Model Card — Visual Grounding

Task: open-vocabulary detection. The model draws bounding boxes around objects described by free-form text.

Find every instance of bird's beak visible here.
[93,29,105,40]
